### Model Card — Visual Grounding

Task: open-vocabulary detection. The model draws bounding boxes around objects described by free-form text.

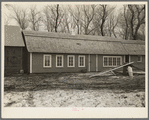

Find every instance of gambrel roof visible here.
[22,30,145,55]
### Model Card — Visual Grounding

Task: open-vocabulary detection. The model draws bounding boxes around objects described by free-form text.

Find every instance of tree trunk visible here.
[55,4,59,32]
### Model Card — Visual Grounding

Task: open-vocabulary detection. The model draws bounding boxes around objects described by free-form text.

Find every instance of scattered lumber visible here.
[89,62,134,78]
[133,71,145,75]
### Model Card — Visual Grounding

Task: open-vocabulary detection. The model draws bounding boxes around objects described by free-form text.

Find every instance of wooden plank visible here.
[111,71,116,75]
[90,61,134,78]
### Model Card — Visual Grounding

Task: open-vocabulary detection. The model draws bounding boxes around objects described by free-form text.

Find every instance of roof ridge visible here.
[23,30,144,42]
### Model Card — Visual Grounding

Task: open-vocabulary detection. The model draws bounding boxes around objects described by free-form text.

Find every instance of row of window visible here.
[43,55,85,68]
[103,55,142,67]
[103,56,122,67]
[44,55,142,68]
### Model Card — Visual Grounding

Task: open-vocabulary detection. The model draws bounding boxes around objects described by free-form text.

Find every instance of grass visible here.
[4,73,145,93]
[4,73,145,107]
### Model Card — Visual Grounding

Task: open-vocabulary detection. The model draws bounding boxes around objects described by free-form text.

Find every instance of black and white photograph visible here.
[1,1,148,118]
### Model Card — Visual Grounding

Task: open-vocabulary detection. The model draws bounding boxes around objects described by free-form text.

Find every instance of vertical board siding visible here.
[130,55,145,70]
[31,53,145,73]
[5,47,23,73]
[124,55,126,63]
[96,54,98,71]
[88,54,90,72]
[22,47,30,73]
[90,54,96,72]
[30,52,32,73]
[32,53,88,73]
[98,55,103,71]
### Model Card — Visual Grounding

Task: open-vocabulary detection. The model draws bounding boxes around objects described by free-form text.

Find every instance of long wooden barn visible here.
[4,25,145,74]
[22,30,145,73]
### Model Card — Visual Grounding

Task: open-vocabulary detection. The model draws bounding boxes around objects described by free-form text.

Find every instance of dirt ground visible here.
[4,72,145,107]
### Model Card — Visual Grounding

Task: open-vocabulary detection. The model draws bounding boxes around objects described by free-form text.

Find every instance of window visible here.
[103,56,122,67]
[43,55,51,67]
[67,55,75,67]
[137,56,142,62]
[56,55,63,67]
[117,57,121,66]
[113,58,116,66]
[78,55,85,67]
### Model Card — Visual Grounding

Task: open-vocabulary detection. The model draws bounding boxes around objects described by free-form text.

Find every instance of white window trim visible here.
[78,55,85,67]
[103,56,122,67]
[137,55,142,62]
[56,55,64,67]
[43,54,52,68]
[67,55,75,67]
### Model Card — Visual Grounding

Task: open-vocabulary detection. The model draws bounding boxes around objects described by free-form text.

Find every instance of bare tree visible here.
[55,4,59,32]
[4,13,10,25]
[43,4,64,32]
[106,13,119,38]
[93,5,115,36]
[128,5,145,40]
[68,5,82,34]
[118,5,145,40]
[5,4,29,30]
[43,6,53,32]
[81,5,96,35]
[29,5,41,31]
[58,6,72,33]
[118,5,131,40]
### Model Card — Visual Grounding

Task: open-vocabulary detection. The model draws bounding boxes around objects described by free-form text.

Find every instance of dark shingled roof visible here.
[23,30,145,55]
[122,42,145,55]
[5,25,25,47]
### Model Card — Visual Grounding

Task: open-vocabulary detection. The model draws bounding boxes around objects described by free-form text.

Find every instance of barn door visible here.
[5,47,22,73]
[90,54,96,72]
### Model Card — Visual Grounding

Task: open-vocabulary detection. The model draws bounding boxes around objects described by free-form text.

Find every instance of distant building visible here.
[4,25,28,73]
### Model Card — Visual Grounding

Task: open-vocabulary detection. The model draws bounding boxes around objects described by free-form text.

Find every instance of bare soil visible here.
[4,73,145,107]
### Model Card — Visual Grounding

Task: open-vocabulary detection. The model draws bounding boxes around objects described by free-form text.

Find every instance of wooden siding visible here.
[130,55,145,70]
[32,53,88,73]
[31,53,145,73]
[5,47,23,73]
[5,46,29,74]
[90,54,96,72]
[22,47,30,73]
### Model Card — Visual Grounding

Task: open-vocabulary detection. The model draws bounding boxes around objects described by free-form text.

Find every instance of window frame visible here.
[67,55,75,67]
[103,56,122,67]
[56,55,64,67]
[43,54,52,68]
[137,55,142,62]
[78,55,85,67]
